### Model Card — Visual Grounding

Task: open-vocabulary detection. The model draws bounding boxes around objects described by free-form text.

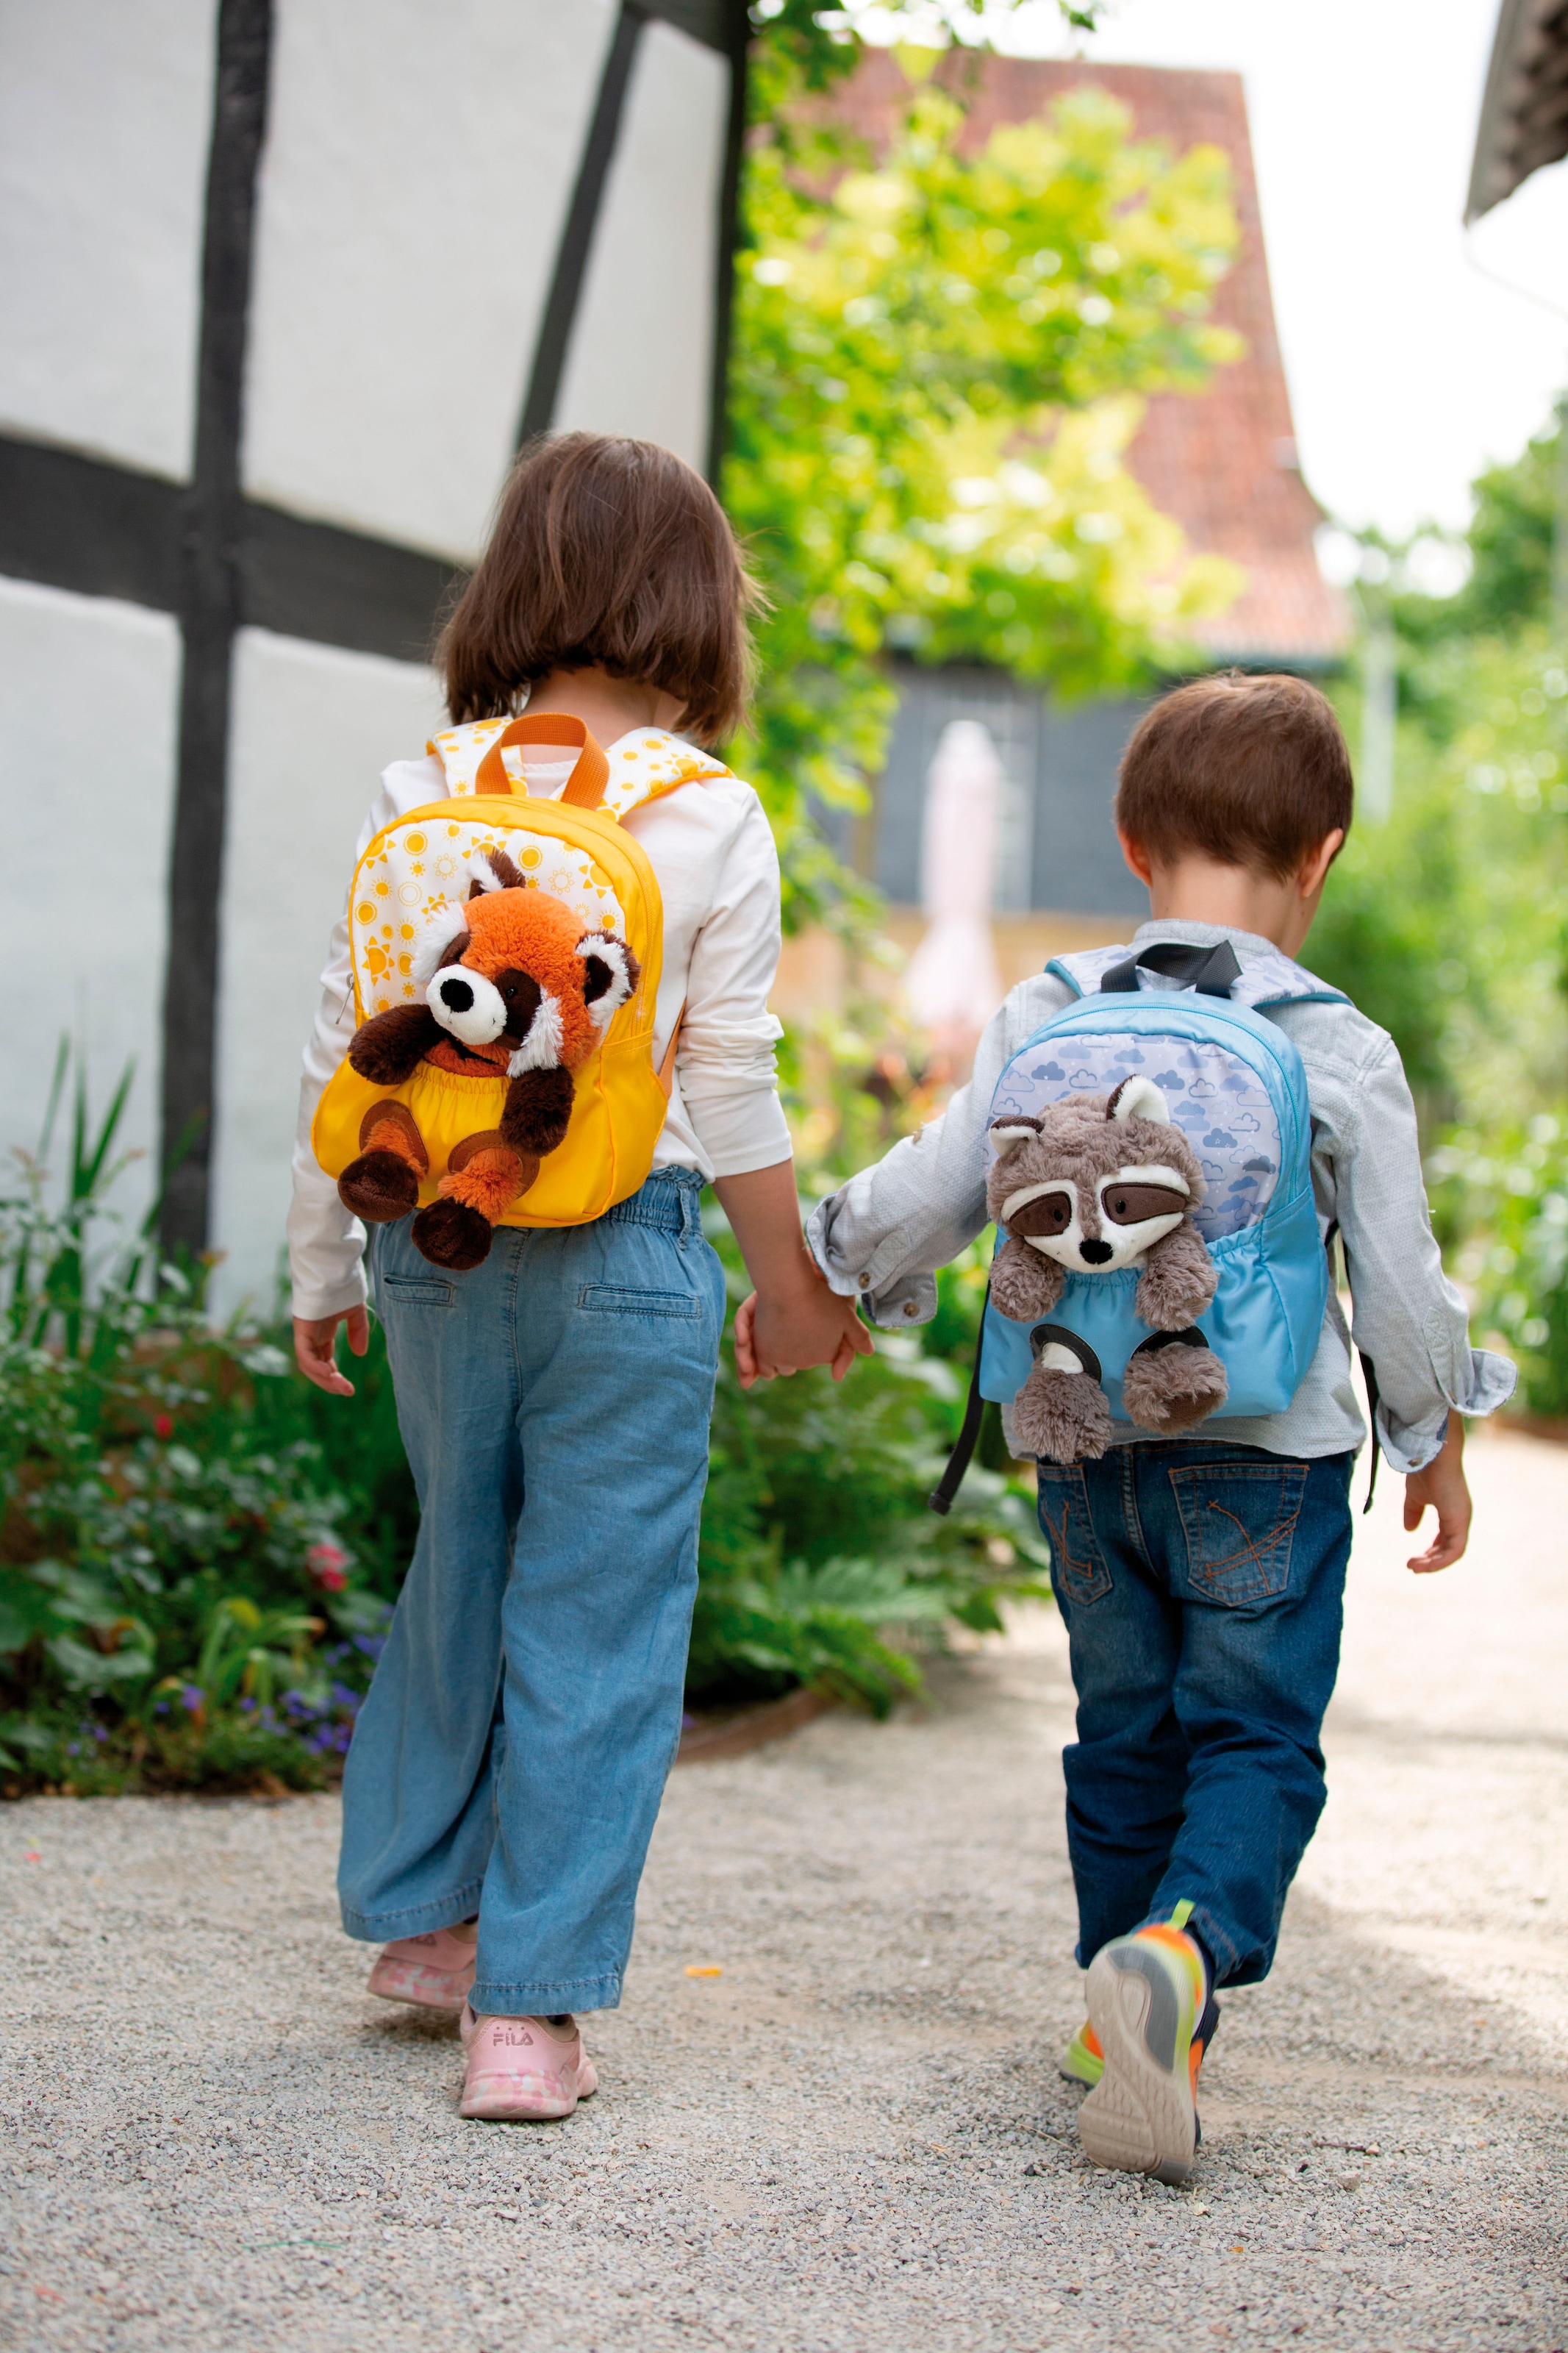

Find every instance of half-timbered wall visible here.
[0,0,747,1314]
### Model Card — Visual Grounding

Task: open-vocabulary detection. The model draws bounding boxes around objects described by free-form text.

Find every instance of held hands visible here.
[734,1271,873,1390]
[293,1306,370,1398]
[1403,1417,1471,1574]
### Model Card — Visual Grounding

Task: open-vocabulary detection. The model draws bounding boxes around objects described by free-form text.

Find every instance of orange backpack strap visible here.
[472,714,610,809]
[657,1003,685,1099]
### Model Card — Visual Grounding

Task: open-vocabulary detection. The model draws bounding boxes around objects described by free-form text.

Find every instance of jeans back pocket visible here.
[379,1274,456,1310]
[1169,1462,1307,1605]
[1037,1465,1113,1605]
[578,1283,700,1320]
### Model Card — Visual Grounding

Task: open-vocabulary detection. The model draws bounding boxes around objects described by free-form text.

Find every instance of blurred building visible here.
[1469,0,1568,219]
[778,55,1350,1019]
[0,0,745,1310]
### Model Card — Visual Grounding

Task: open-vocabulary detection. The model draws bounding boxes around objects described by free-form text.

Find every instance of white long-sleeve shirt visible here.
[807,918,1516,1472]
[287,727,792,1321]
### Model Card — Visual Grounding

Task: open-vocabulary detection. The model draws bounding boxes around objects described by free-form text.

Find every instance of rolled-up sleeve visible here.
[673,799,792,1179]
[1317,1037,1516,1471]
[806,973,1074,1328]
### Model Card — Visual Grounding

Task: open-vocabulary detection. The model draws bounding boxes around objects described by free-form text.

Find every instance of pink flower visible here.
[153,1413,175,1440]
[307,1540,350,1591]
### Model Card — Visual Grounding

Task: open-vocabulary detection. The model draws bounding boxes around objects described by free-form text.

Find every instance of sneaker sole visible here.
[1078,1943,1197,2184]
[459,2062,598,2122]
[367,1963,473,2013]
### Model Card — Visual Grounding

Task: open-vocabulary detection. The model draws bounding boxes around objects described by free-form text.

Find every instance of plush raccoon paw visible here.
[338,1149,420,1225]
[1013,1363,1114,1465]
[1122,1333,1228,1434]
[411,1197,494,1273]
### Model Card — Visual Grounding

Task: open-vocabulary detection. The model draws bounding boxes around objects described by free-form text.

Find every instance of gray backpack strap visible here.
[1100,940,1242,998]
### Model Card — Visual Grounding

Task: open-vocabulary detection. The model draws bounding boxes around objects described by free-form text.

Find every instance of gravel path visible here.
[3,1425,1566,2352]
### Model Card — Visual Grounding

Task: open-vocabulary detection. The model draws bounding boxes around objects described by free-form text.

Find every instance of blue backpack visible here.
[931,937,1349,1508]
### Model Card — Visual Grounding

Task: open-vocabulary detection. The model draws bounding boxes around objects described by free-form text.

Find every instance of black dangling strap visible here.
[1358,1351,1382,1515]
[929,1282,990,1515]
[1327,1220,1380,1515]
[1100,939,1243,999]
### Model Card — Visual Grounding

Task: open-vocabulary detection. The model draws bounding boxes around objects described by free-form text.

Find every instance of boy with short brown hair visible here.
[742,670,1514,2181]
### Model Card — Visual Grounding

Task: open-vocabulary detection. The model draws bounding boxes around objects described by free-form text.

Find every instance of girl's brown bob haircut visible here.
[1115,671,1354,881]
[438,432,760,745]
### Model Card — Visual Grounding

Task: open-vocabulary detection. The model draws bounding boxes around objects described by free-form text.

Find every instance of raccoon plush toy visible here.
[986,1075,1228,1464]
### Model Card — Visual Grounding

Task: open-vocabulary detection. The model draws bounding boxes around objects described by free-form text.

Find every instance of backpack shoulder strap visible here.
[1048,938,1347,1011]
[425,721,729,821]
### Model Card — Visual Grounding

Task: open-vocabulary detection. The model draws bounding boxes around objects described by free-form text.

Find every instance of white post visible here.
[1359,604,1397,825]
[902,718,1006,1065]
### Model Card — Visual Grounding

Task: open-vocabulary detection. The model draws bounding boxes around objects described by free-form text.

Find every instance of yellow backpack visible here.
[312,716,728,1234]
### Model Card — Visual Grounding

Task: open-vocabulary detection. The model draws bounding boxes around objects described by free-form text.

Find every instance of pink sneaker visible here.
[458,2004,598,2120]
[366,1924,477,2013]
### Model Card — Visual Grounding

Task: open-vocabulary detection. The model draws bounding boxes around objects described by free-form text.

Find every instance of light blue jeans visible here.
[338,1168,725,2015]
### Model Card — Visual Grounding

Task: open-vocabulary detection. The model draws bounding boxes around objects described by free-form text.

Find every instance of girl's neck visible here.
[521,665,686,746]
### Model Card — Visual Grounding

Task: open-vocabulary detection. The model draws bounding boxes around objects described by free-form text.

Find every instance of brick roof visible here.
[827,51,1350,667]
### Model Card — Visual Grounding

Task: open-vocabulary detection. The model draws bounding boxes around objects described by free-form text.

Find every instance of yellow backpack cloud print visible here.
[311,715,726,1271]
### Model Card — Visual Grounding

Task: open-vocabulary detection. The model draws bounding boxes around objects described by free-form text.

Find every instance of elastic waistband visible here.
[603,1165,704,1238]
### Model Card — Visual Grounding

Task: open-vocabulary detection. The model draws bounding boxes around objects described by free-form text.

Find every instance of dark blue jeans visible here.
[1037,1441,1353,1988]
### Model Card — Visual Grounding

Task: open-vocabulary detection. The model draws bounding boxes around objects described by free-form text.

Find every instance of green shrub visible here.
[1429,1115,1568,1416]
[0,1051,389,1794]
[0,1054,1050,1787]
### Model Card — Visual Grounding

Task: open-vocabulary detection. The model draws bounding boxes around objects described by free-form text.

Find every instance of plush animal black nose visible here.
[437,976,474,1012]
[1078,1238,1114,1265]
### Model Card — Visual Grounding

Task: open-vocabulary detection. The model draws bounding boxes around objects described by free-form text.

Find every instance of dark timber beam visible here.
[517,1,648,449]
[0,436,464,663]
[160,0,273,1260]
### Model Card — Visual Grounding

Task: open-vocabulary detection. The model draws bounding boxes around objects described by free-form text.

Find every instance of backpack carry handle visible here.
[929,1282,990,1515]
[473,714,611,810]
[1100,939,1242,998]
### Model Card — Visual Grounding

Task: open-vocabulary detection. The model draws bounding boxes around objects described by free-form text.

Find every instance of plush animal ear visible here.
[409,904,473,989]
[576,931,641,1029]
[1106,1076,1170,1126]
[466,844,525,898]
[989,1115,1045,1160]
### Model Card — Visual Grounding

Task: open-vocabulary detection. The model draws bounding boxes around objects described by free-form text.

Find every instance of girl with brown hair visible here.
[289,434,867,2118]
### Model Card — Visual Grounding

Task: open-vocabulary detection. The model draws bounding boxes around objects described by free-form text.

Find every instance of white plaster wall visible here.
[210,628,444,1316]
[0,0,215,479]
[554,22,729,473]
[0,578,181,1227]
[241,0,617,561]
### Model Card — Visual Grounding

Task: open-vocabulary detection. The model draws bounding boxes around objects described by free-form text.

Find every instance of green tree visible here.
[1392,415,1561,651]
[724,66,1245,924]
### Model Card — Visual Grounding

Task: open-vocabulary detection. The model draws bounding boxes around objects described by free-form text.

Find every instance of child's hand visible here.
[294,1307,370,1398]
[1403,1417,1470,1572]
[734,1284,873,1390]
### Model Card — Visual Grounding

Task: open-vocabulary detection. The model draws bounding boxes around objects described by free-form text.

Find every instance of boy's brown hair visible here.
[439,433,760,744]
[1115,671,1353,880]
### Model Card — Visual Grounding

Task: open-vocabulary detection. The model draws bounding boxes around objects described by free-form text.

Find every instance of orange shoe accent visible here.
[1083,2024,1103,2061]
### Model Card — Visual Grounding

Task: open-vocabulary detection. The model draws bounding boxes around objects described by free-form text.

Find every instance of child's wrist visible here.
[755,1249,831,1310]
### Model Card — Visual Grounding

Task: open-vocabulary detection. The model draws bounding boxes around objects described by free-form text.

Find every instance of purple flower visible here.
[180,1684,203,1713]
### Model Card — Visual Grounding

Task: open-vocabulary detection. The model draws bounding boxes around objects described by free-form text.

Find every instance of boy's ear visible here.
[1300,829,1345,896]
[1117,829,1156,890]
